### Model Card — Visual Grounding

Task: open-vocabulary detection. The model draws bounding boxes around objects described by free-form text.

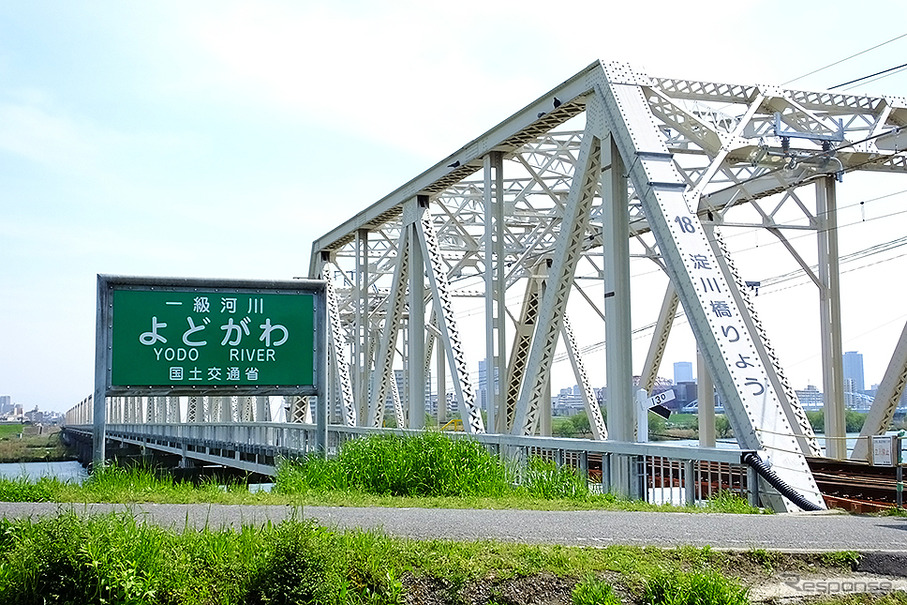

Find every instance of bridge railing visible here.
[66,421,758,507]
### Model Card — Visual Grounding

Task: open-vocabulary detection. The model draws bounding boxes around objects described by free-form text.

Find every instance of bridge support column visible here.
[602,133,634,497]
[484,150,506,433]
[698,349,716,447]
[355,229,370,424]
[408,227,426,429]
[817,176,846,459]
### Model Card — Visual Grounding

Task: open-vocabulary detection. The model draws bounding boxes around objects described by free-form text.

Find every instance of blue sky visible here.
[2,1,906,412]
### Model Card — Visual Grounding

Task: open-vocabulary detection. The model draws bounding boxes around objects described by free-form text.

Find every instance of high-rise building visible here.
[477,360,499,411]
[673,361,694,384]
[842,351,865,394]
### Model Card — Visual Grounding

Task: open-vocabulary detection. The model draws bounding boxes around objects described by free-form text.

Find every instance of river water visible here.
[0,460,88,483]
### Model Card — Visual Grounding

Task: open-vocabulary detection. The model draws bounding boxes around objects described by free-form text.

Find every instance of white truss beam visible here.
[324,265,357,426]
[640,284,679,394]
[484,151,506,433]
[601,131,635,449]
[502,267,545,433]
[355,230,370,421]
[408,228,426,430]
[597,61,824,511]
[816,177,846,459]
[560,314,607,440]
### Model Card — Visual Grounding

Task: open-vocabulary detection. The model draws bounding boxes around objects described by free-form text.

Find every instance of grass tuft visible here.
[701,491,764,514]
[643,568,749,605]
[572,575,621,605]
[520,456,589,500]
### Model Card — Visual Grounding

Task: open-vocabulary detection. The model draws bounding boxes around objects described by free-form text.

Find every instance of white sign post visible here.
[636,389,676,443]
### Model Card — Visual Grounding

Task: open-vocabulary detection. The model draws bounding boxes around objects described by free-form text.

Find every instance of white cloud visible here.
[179,0,788,163]
[0,102,103,174]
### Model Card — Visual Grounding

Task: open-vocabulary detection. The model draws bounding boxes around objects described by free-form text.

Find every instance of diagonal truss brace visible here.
[414,197,485,434]
[852,319,907,460]
[597,62,824,512]
[640,284,679,394]
[368,226,411,427]
[512,120,601,435]
[560,314,608,439]
[502,266,545,433]
[324,265,357,426]
[709,226,821,457]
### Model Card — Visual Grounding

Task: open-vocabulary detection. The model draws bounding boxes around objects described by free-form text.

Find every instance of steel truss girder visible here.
[309,61,907,511]
[598,61,824,511]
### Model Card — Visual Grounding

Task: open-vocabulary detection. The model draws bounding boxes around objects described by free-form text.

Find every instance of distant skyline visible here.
[2,3,907,412]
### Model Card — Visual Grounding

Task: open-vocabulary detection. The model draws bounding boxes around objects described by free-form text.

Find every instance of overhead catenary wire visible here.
[782,32,907,86]
[830,61,907,90]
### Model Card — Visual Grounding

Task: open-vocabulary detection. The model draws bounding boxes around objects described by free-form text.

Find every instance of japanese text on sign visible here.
[110,290,314,388]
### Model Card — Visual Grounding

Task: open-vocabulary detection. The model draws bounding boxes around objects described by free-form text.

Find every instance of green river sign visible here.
[93,275,328,465]
[96,275,326,395]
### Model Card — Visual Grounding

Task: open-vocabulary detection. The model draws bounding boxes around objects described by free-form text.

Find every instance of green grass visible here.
[274,430,603,501]
[0,512,875,605]
[702,491,764,514]
[0,425,23,440]
[0,432,773,514]
[291,430,514,497]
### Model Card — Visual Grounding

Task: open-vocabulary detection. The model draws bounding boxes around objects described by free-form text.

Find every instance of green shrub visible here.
[247,522,341,605]
[277,431,512,498]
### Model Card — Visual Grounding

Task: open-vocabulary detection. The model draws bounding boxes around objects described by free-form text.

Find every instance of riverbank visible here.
[0,424,72,463]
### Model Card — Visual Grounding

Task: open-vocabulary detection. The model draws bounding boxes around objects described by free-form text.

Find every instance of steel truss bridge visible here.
[66,61,907,513]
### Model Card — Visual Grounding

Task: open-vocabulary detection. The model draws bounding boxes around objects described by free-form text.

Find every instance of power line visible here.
[830,61,907,90]
[843,65,907,91]
[782,32,907,86]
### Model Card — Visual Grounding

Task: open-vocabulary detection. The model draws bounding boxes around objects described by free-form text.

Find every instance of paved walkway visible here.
[2,502,906,552]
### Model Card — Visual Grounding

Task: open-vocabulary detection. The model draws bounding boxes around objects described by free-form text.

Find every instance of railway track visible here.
[808,457,904,513]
